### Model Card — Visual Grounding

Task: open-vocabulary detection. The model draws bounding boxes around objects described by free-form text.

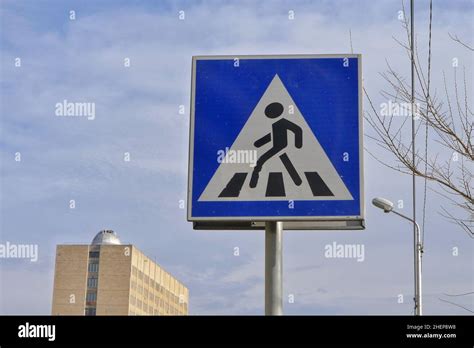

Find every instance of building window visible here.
[88,262,99,273]
[85,307,96,316]
[89,251,100,258]
[87,277,98,288]
[86,291,97,304]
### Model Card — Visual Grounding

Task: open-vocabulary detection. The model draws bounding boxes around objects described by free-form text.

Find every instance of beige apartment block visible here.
[52,230,189,316]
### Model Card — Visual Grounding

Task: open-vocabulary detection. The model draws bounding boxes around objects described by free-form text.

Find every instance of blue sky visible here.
[0,0,473,315]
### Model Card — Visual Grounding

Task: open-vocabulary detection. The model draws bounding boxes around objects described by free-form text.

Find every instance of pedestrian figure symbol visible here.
[250,102,303,189]
[198,74,354,202]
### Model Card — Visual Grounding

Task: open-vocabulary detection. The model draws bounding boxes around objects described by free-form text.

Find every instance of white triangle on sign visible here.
[199,74,354,202]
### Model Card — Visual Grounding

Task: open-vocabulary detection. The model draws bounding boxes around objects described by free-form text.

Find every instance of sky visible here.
[0,0,473,315]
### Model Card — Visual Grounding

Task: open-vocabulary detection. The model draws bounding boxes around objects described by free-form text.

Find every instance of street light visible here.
[372,197,423,316]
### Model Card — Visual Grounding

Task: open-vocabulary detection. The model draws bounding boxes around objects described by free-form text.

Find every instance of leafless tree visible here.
[364,1,473,237]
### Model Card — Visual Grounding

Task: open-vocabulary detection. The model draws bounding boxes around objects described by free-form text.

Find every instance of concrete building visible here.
[51,230,189,315]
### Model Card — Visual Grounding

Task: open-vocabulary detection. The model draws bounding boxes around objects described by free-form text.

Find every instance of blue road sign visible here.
[188,55,364,230]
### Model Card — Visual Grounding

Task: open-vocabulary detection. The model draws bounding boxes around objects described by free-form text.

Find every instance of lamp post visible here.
[372,197,423,316]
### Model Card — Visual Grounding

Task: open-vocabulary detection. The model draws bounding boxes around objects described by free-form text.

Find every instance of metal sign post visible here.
[265,221,283,315]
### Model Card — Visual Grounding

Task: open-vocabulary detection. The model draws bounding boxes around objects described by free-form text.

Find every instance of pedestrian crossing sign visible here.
[188,55,364,230]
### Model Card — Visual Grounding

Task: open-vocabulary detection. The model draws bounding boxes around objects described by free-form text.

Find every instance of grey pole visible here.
[392,210,423,315]
[414,220,423,316]
[265,221,283,315]
[410,0,420,315]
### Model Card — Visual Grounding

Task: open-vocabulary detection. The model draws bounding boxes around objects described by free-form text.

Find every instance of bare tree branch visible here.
[439,298,474,313]
[448,33,474,51]
[364,1,473,236]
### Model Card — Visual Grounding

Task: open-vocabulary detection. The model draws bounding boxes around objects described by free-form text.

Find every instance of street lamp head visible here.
[372,197,394,213]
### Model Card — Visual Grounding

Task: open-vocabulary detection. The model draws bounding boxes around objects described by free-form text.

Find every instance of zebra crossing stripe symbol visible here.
[199,74,354,202]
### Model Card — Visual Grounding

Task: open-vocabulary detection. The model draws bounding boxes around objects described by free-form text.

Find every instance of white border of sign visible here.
[188,54,364,230]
